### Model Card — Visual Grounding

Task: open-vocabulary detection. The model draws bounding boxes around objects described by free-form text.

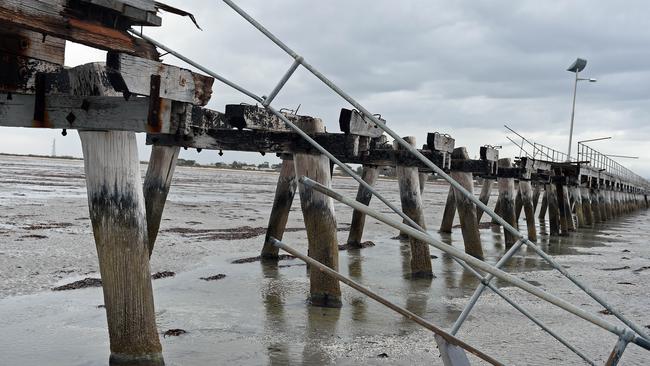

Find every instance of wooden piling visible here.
[570,186,586,228]
[419,172,427,195]
[143,145,180,256]
[604,189,614,220]
[80,131,163,365]
[346,165,379,248]
[519,180,537,242]
[547,184,561,236]
[532,183,542,212]
[538,186,548,221]
[590,188,601,222]
[396,137,433,278]
[261,157,297,259]
[439,185,456,233]
[294,119,342,307]
[491,199,502,225]
[476,178,493,222]
[555,182,568,234]
[497,158,517,248]
[599,189,608,221]
[514,185,523,223]
[450,147,484,259]
[580,187,593,226]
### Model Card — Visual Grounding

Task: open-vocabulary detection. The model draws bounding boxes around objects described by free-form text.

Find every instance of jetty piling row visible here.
[1,0,650,364]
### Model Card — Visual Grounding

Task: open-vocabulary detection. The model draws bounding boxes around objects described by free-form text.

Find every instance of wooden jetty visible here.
[1,1,649,364]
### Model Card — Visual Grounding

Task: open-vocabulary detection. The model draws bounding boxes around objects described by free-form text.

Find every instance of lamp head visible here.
[567,58,587,73]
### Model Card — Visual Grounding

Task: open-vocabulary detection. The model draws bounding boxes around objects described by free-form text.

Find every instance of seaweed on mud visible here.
[632,266,650,273]
[152,271,176,279]
[20,234,48,239]
[163,226,304,241]
[200,274,226,281]
[52,277,102,291]
[600,265,631,271]
[231,254,295,264]
[23,222,73,230]
[163,329,187,337]
[338,241,375,251]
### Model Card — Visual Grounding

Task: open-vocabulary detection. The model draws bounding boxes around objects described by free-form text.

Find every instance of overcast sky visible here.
[5,0,650,176]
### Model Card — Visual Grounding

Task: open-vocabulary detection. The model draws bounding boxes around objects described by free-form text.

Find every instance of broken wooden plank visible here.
[0,24,66,64]
[224,104,319,132]
[0,92,175,133]
[0,0,158,56]
[107,53,214,105]
[427,132,455,153]
[338,108,385,138]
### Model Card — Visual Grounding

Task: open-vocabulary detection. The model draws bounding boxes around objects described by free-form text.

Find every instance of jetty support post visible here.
[294,118,342,307]
[581,185,594,226]
[439,185,456,233]
[519,179,537,242]
[395,137,433,277]
[476,178,494,223]
[261,155,298,259]
[497,158,517,247]
[532,183,542,212]
[538,184,548,221]
[554,177,570,235]
[450,147,484,259]
[562,184,576,232]
[547,182,561,236]
[81,131,163,365]
[570,184,586,228]
[143,145,180,256]
[346,165,380,248]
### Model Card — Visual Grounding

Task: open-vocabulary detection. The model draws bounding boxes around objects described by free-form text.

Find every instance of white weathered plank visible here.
[0,93,174,133]
[0,24,66,64]
[338,108,385,138]
[109,53,214,105]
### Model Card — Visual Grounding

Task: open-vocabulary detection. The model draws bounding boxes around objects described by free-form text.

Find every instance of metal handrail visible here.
[128,2,650,362]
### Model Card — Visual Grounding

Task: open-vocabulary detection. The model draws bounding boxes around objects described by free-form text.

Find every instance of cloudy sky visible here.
[6,1,650,176]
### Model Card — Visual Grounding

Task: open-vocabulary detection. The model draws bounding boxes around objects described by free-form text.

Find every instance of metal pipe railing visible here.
[270,238,504,366]
[300,176,650,352]
[220,0,650,341]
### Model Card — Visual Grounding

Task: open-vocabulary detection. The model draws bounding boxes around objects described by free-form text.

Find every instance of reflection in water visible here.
[261,263,291,366]
[302,306,341,366]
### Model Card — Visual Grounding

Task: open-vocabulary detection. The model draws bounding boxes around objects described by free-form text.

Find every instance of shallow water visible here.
[0,155,648,365]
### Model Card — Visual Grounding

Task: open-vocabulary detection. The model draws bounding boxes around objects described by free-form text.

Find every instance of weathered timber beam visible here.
[450,159,493,175]
[80,0,162,26]
[224,104,318,132]
[0,52,63,94]
[0,24,65,64]
[427,132,455,153]
[0,0,158,57]
[339,108,385,138]
[0,92,176,133]
[107,53,214,105]
[147,130,447,169]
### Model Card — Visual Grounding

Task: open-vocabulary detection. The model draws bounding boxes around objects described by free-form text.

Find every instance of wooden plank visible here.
[427,132,455,153]
[0,24,65,64]
[81,0,161,26]
[338,108,385,138]
[480,146,499,162]
[224,104,319,132]
[107,53,214,106]
[0,0,158,56]
[0,92,175,133]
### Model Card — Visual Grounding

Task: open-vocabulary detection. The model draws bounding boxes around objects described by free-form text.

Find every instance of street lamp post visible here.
[566,58,597,161]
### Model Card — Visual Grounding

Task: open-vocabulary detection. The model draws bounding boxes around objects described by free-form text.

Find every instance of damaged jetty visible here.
[1,1,649,365]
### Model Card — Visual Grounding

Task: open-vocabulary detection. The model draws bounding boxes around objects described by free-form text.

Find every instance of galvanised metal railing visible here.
[129,2,650,363]
[578,142,650,190]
